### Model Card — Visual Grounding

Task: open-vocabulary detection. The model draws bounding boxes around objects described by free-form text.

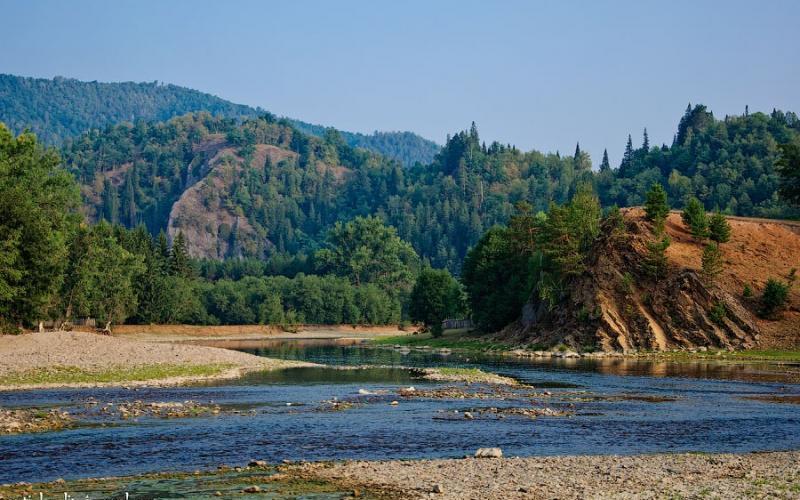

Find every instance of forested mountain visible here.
[290,121,439,166]
[63,114,591,271]
[0,74,440,166]
[598,105,800,218]
[61,104,800,274]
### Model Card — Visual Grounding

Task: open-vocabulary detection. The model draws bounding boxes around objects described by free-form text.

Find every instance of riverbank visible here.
[4,451,797,499]
[110,323,416,342]
[293,451,800,499]
[373,329,800,363]
[0,330,313,391]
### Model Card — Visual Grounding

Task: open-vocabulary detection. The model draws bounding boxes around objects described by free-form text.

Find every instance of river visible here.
[1,338,799,484]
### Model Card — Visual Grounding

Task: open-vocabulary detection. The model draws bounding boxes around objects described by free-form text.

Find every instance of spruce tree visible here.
[708,212,731,243]
[643,235,671,282]
[681,197,708,239]
[701,242,723,284]
[169,232,192,278]
[600,149,611,172]
[642,128,650,151]
[644,183,669,232]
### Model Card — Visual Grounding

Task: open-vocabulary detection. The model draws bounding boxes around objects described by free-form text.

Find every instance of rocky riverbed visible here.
[292,451,800,499]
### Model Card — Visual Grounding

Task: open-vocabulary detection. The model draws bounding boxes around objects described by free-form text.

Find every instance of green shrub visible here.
[760,279,790,318]
[709,301,727,325]
[743,284,753,298]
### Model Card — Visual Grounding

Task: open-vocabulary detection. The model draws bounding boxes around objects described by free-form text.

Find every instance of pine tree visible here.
[624,135,634,162]
[701,242,723,284]
[169,232,192,278]
[644,183,669,232]
[156,230,170,269]
[642,128,650,151]
[681,197,708,239]
[102,178,119,223]
[574,142,582,162]
[643,235,670,281]
[708,212,731,243]
[599,149,611,171]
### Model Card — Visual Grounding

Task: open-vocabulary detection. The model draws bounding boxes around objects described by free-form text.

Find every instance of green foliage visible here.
[462,227,534,332]
[776,143,800,206]
[169,232,193,278]
[682,197,709,239]
[708,212,731,243]
[709,301,727,325]
[603,105,800,219]
[743,284,753,298]
[408,267,465,337]
[642,235,671,282]
[644,183,669,231]
[462,186,600,332]
[701,242,724,284]
[61,221,145,328]
[0,125,80,329]
[760,278,790,318]
[315,215,418,292]
[538,184,601,278]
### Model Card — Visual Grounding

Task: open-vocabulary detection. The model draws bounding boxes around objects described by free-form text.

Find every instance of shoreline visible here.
[2,451,798,499]
[0,330,316,391]
[371,330,800,364]
[292,450,800,499]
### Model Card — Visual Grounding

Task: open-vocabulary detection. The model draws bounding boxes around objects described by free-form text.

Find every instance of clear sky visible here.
[2,0,798,166]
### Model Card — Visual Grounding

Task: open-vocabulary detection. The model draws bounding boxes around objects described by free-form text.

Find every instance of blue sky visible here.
[2,0,798,166]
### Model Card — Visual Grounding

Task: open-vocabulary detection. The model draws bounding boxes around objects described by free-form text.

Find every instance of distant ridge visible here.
[0,74,439,165]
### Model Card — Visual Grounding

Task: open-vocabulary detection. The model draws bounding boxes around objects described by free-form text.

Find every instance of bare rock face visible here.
[509,211,760,352]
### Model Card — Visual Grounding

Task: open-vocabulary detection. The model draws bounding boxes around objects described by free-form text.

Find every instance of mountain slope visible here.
[0,74,439,165]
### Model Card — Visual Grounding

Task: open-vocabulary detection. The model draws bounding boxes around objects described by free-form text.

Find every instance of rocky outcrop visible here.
[506,211,763,352]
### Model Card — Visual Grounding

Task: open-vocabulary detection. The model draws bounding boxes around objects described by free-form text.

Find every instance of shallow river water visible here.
[1,339,799,484]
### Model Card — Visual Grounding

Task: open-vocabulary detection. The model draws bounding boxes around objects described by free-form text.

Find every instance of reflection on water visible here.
[2,338,799,485]
[210,337,800,385]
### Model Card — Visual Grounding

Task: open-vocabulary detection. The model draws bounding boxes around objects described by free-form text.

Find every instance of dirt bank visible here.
[0,331,313,390]
[294,451,800,499]
[507,209,800,352]
[107,324,415,342]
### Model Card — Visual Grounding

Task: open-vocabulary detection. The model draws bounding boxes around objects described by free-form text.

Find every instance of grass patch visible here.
[372,329,512,352]
[435,367,484,377]
[649,349,800,363]
[0,363,234,387]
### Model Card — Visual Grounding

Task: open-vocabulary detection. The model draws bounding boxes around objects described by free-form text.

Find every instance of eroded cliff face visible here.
[166,142,296,259]
[506,210,800,351]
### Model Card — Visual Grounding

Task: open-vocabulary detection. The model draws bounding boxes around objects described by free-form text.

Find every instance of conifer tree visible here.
[599,149,611,172]
[681,197,708,239]
[643,235,670,281]
[701,242,723,284]
[708,212,731,243]
[644,183,669,232]
[642,128,650,151]
[102,178,119,224]
[169,232,192,278]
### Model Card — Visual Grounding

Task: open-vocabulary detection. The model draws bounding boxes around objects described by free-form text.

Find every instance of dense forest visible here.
[1,118,798,334]
[0,74,440,166]
[62,104,800,273]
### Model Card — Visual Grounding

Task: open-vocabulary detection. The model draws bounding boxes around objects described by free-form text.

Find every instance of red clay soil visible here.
[655,209,800,347]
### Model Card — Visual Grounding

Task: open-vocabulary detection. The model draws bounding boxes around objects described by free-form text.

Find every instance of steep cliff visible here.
[506,209,800,351]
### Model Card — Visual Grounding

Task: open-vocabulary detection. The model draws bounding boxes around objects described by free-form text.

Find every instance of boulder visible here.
[475,447,503,458]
